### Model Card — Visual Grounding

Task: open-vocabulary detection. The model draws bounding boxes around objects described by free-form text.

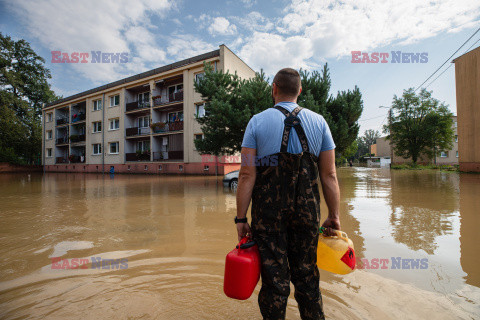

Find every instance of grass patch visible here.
[391,163,458,171]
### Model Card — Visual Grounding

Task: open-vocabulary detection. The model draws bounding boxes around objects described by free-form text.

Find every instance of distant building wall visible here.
[375,137,391,158]
[454,46,480,172]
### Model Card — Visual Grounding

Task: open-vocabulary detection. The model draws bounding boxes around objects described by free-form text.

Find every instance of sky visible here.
[1,0,479,135]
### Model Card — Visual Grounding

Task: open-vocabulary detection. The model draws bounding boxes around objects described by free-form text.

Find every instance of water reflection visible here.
[0,170,479,319]
[389,171,459,254]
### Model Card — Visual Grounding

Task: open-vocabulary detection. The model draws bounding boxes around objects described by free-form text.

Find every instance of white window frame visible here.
[168,84,183,95]
[46,130,52,140]
[455,135,458,143]
[46,148,52,157]
[138,92,150,106]
[137,140,150,152]
[109,142,119,154]
[47,113,53,122]
[110,95,120,107]
[93,99,102,111]
[454,121,457,128]
[92,143,102,155]
[195,73,205,84]
[195,103,205,118]
[138,116,150,128]
[92,121,102,133]
[195,133,204,140]
[456,151,459,158]
[440,151,448,158]
[168,111,183,122]
[109,118,120,131]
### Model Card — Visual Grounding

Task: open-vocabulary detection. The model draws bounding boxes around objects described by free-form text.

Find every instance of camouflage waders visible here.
[251,106,325,320]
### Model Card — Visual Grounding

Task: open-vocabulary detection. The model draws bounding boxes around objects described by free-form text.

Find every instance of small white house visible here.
[366,156,391,168]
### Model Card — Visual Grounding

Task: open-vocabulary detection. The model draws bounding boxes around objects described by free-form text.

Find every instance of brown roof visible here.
[45,49,220,108]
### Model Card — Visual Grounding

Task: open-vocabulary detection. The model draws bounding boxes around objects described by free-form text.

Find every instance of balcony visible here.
[56,137,69,145]
[56,157,68,164]
[70,134,86,143]
[153,91,183,107]
[69,155,85,163]
[151,121,184,134]
[71,113,86,123]
[126,101,150,112]
[153,151,183,161]
[125,151,151,162]
[56,117,69,126]
[126,127,150,137]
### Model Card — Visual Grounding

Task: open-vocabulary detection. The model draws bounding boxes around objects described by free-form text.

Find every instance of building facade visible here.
[453,46,480,172]
[42,45,255,174]
[372,116,458,165]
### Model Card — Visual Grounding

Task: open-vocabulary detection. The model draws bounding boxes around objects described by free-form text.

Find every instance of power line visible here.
[414,27,480,92]
[424,36,480,89]
[358,114,387,122]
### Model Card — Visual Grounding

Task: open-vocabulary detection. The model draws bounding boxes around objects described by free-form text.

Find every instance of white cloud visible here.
[279,0,480,57]
[240,0,256,8]
[208,17,237,36]
[239,32,315,75]
[166,35,216,60]
[233,11,274,32]
[6,0,175,84]
[236,0,480,76]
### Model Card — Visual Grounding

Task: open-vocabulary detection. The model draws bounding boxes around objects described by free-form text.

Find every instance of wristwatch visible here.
[234,217,248,224]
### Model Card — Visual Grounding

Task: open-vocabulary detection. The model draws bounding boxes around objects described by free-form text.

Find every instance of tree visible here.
[194,62,363,162]
[383,88,454,164]
[0,33,59,164]
[355,129,380,160]
[298,64,363,157]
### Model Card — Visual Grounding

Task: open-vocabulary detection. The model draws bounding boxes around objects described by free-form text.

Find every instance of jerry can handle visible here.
[236,237,256,250]
[319,227,349,241]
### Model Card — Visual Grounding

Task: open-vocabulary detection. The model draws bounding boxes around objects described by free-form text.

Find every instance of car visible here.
[223,170,239,189]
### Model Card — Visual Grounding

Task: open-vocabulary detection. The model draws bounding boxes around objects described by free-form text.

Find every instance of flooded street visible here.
[0,168,479,319]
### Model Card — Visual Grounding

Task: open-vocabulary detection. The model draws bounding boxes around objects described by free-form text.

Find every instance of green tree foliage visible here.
[0,33,58,164]
[355,129,380,160]
[298,64,363,157]
[194,62,363,159]
[194,62,271,155]
[383,88,454,164]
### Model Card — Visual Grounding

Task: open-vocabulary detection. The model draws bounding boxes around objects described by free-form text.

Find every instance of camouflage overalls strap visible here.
[251,105,325,320]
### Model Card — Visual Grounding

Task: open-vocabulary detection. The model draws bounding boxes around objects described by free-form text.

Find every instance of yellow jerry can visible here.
[316,228,356,275]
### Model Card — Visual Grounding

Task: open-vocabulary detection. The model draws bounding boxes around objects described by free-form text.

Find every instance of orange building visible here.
[453,46,480,172]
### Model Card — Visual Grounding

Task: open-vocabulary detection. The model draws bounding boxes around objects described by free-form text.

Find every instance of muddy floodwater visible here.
[0,168,479,319]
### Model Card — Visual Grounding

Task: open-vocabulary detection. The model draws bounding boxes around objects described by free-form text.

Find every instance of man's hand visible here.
[321,216,341,237]
[236,222,251,241]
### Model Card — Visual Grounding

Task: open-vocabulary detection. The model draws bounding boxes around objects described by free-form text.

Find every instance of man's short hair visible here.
[273,68,301,97]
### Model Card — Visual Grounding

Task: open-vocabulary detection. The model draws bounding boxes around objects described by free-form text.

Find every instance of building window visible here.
[47,112,53,122]
[138,116,150,128]
[109,142,119,154]
[168,111,183,122]
[454,121,457,128]
[137,140,150,152]
[168,84,183,96]
[455,135,458,143]
[440,151,448,158]
[109,118,120,130]
[93,143,102,155]
[46,148,52,157]
[195,134,204,140]
[46,130,52,140]
[92,121,102,133]
[138,92,150,107]
[195,103,205,118]
[110,95,120,107]
[195,73,205,83]
[179,165,183,171]
[204,165,209,171]
[93,99,102,111]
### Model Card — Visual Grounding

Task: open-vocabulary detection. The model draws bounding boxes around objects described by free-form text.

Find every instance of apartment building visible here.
[372,116,459,165]
[42,45,255,174]
[453,46,480,172]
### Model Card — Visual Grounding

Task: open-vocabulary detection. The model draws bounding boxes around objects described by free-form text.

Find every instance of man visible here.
[235,68,341,320]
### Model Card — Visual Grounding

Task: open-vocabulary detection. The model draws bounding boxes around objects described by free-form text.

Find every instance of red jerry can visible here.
[223,237,261,300]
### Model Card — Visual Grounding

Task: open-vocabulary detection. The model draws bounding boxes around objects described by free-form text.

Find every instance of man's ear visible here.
[298,86,302,96]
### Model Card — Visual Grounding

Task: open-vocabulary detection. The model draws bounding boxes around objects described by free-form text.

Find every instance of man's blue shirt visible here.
[241,101,335,158]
